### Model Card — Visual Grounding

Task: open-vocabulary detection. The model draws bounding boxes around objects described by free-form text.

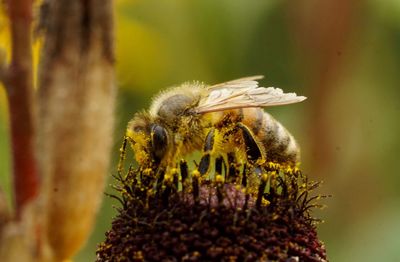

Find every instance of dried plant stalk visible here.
[0,203,40,262]
[36,0,115,260]
[5,0,39,217]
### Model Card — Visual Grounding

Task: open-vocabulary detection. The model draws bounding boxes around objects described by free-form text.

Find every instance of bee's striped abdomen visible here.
[242,108,300,164]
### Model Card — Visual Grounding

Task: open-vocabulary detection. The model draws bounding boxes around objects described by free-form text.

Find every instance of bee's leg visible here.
[118,135,137,176]
[236,123,263,162]
[215,156,225,176]
[236,123,265,178]
[227,152,240,183]
[198,128,215,175]
[117,136,129,175]
[180,160,189,193]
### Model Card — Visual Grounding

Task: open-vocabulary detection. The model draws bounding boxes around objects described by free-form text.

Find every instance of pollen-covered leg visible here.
[117,136,129,174]
[236,122,265,180]
[198,128,215,175]
[237,123,264,162]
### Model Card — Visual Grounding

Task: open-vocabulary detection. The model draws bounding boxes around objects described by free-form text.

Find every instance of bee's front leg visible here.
[198,128,215,175]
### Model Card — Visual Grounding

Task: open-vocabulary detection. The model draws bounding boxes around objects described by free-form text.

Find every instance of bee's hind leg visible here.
[236,123,263,162]
[198,128,215,175]
[236,123,264,176]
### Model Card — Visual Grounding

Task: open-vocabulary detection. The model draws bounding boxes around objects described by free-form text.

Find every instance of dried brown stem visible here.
[0,188,10,230]
[37,0,115,259]
[0,49,7,84]
[5,0,39,217]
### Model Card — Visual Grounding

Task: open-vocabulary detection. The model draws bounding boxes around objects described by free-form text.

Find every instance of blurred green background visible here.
[1,0,400,261]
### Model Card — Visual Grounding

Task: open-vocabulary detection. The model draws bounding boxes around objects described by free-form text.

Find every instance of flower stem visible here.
[5,0,39,217]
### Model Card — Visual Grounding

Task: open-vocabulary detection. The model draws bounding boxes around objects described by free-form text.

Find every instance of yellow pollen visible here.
[164,172,174,183]
[262,198,270,206]
[125,129,134,138]
[192,170,200,178]
[215,174,224,183]
[261,173,269,181]
[143,168,152,176]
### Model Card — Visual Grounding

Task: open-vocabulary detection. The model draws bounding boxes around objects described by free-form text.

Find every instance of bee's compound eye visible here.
[150,124,168,163]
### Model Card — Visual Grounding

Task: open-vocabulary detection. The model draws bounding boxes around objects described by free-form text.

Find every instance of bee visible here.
[126,76,306,175]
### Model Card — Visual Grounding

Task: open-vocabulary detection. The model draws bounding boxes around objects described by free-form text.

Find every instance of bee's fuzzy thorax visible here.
[149,82,205,117]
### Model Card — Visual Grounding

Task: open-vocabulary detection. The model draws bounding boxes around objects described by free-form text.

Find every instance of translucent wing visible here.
[208,75,265,90]
[196,76,306,114]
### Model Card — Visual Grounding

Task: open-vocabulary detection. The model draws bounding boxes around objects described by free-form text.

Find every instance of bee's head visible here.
[126,112,169,167]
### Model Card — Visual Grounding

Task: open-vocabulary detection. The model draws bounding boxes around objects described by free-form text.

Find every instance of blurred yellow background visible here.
[1,0,400,261]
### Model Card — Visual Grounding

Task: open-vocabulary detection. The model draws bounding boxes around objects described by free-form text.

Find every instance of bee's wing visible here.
[208,75,265,90]
[196,76,306,114]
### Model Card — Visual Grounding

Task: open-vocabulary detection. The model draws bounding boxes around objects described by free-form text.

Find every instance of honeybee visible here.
[126,76,306,174]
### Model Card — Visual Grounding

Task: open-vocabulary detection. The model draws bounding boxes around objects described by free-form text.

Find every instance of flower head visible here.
[97,146,328,262]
